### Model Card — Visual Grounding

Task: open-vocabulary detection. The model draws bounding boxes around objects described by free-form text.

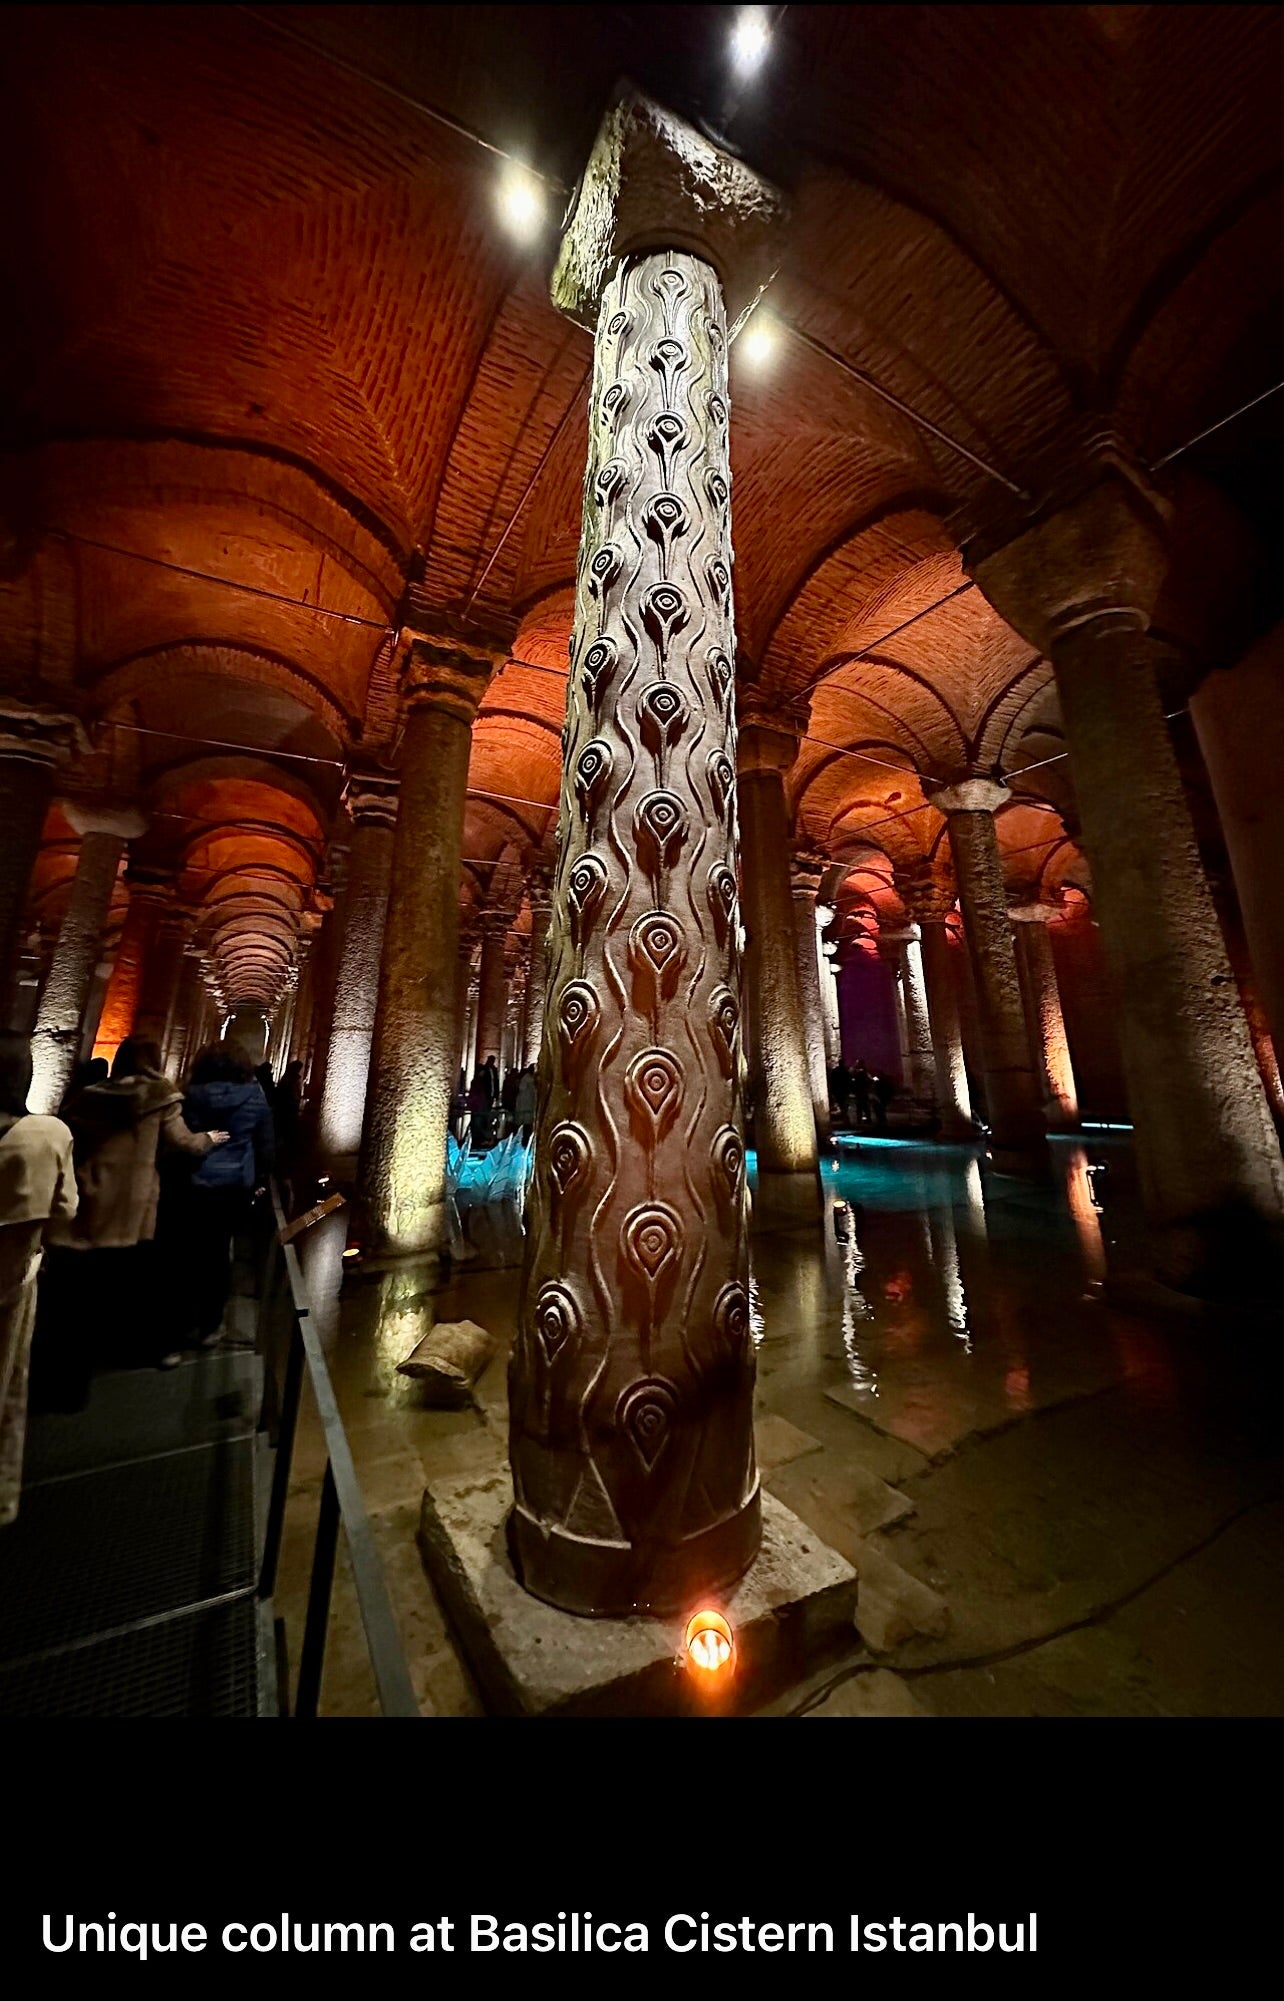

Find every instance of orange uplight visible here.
[684,1609,735,1675]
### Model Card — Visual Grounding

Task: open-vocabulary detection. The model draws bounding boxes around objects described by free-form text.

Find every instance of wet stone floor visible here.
[275,1133,1284,1718]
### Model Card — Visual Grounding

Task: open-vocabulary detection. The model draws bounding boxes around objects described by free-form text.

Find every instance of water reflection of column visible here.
[1062,1141,1107,1283]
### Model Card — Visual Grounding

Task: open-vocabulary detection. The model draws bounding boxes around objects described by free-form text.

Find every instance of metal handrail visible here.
[256,1185,419,1718]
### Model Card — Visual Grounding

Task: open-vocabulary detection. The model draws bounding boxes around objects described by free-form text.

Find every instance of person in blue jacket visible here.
[177,1041,275,1345]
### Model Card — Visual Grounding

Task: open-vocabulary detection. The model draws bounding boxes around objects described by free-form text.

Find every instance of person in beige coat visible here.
[38,1036,227,1399]
[0,1033,78,1524]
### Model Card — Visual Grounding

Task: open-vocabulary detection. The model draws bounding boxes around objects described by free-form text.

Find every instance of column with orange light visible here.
[314,771,397,1173]
[28,802,143,1111]
[1010,901,1079,1130]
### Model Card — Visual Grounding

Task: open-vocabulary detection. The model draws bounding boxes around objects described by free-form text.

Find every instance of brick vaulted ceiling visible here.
[5,5,1283,1002]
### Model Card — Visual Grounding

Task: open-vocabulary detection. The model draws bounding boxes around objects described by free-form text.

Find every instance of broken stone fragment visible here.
[398,1319,497,1404]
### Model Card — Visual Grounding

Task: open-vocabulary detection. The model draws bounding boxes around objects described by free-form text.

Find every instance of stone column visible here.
[522,869,553,1068]
[904,887,974,1138]
[790,858,831,1143]
[817,911,842,1068]
[474,911,510,1071]
[929,779,1046,1161]
[135,897,191,1056]
[315,773,398,1172]
[1010,902,1080,1130]
[0,701,83,1028]
[165,944,205,1083]
[877,938,911,1084]
[510,89,785,1616]
[301,856,347,1113]
[357,636,497,1257]
[737,697,822,1226]
[970,469,1284,1290]
[882,925,935,1100]
[28,803,142,1112]
[94,869,172,1062]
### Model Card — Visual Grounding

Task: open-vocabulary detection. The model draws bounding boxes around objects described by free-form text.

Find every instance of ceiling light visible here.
[737,311,778,369]
[730,7,773,76]
[497,162,545,245]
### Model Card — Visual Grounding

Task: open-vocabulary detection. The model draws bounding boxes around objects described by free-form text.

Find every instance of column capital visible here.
[789,853,827,899]
[928,777,1011,815]
[479,907,512,943]
[62,798,146,841]
[551,85,788,334]
[124,867,177,907]
[400,629,502,724]
[879,923,922,947]
[524,858,554,913]
[964,450,1170,656]
[900,877,957,924]
[0,698,89,769]
[344,766,400,829]
[737,688,811,776]
[1009,900,1059,924]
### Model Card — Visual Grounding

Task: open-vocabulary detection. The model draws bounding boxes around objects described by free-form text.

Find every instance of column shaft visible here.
[1052,623,1284,1275]
[316,799,396,1170]
[474,922,509,1069]
[791,876,830,1143]
[938,797,1046,1155]
[522,896,552,1068]
[357,649,491,1256]
[917,918,974,1136]
[28,828,125,1112]
[738,758,822,1224]
[511,230,765,1616]
[1012,914,1079,1129]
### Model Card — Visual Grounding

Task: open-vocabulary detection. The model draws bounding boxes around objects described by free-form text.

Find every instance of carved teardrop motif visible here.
[574,738,612,813]
[706,556,732,608]
[566,852,608,942]
[649,336,688,404]
[621,1202,683,1286]
[588,543,622,599]
[712,1124,744,1200]
[580,636,617,709]
[650,265,688,309]
[705,468,729,512]
[595,458,627,510]
[547,1122,590,1201]
[646,410,687,486]
[617,1377,678,1473]
[707,862,739,944]
[634,790,688,874]
[706,646,733,711]
[628,909,686,1004]
[706,751,736,822]
[641,580,689,660]
[707,389,728,432]
[557,980,600,1065]
[709,985,740,1075]
[625,1048,684,1141]
[636,680,688,754]
[604,308,631,340]
[713,1282,751,1361]
[534,1281,579,1365]
[601,379,631,429]
[643,491,688,562]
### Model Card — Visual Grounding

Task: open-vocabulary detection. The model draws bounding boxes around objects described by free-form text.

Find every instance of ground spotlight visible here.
[684,1608,735,1677]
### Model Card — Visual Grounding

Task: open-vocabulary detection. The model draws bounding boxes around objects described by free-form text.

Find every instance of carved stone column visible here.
[474,910,510,1070]
[790,857,831,1144]
[1010,902,1080,1130]
[903,884,974,1137]
[737,695,822,1226]
[94,869,172,1062]
[357,637,497,1257]
[315,773,397,1171]
[881,925,935,1100]
[928,779,1047,1161]
[522,868,554,1068]
[970,466,1284,1288]
[28,802,142,1111]
[0,701,84,1029]
[510,88,785,1616]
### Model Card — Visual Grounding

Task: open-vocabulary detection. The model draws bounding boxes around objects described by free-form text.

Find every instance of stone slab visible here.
[418,1467,858,1718]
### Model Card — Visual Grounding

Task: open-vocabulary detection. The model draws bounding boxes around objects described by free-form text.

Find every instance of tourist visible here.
[176,1043,274,1348]
[38,1036,226,1398]
[0,1034,78,1525]
[851,1060,871,1126]
[57,1055,108,1116]
[500,1063,520,1137]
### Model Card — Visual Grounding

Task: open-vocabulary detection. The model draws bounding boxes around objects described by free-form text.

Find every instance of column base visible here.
[355,1196,455,1266]
[508,1487,763,1620]
[751,1166,825,1232]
